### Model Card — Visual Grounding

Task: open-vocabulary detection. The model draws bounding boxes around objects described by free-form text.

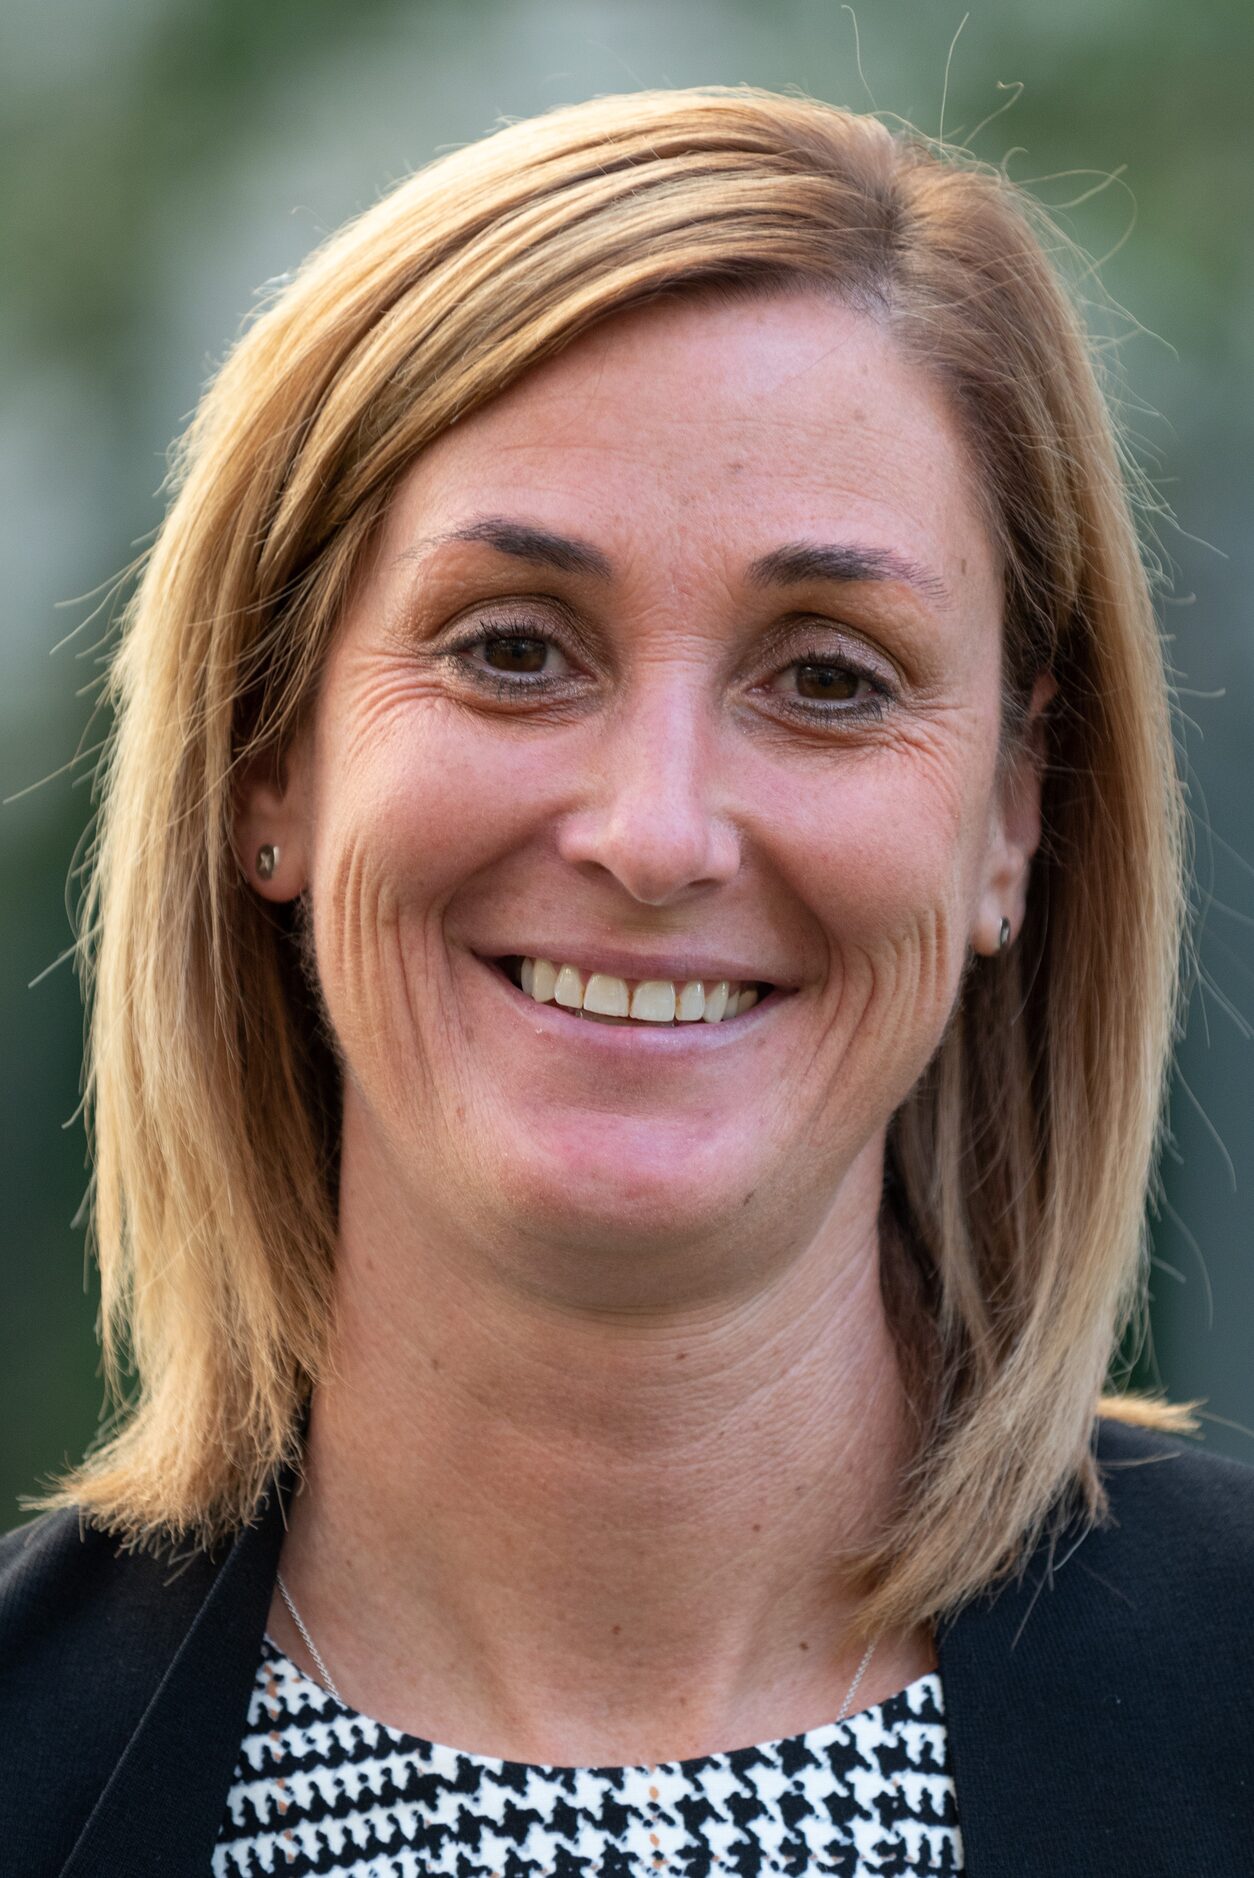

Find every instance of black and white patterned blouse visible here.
[213,1636,963,1876]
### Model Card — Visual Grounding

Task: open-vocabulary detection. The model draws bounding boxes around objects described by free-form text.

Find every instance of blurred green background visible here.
[3,0,1251,1522]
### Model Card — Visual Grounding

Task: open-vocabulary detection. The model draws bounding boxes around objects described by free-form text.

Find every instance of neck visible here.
[276,1110,927,1765]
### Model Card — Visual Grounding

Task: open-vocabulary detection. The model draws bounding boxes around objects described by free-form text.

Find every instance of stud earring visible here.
[998,916,1012,952]
[256,843,280,881]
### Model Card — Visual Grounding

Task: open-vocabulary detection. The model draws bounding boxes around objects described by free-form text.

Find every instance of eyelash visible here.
[440,618,893,721]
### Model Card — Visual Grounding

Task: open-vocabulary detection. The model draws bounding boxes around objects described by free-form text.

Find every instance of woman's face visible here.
[247,291,1043,1279]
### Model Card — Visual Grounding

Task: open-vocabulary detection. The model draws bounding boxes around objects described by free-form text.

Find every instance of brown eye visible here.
[483,635,549,673]
[793,663,861,701]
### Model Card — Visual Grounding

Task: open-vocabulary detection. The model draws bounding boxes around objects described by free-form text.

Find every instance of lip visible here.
[471,952,792,1048]
[470,945,795,991]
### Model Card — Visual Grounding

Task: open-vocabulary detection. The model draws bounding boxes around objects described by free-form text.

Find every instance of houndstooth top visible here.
[212,1635,963,1876]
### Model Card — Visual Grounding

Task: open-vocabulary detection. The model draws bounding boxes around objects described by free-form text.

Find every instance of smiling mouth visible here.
[493,956,776,1026]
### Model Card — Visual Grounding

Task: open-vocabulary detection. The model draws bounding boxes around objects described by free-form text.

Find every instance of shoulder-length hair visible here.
[42,87,1189,1636]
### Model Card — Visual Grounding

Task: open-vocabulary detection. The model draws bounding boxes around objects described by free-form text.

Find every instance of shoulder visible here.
[0,1503,92,1594]
[1089,1416,1254,1604]
[940,1416,1254,1671]
[0,1502,145,1599]
[1094,1410,1254,1493]
[939,1421,1254,1875]
[967,1417,1254,1661]
[0,1503,222,1671]
[0,1506,227,1872]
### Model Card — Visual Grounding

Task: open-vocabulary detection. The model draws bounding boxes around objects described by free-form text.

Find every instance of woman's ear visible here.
[973,671,1057,956]
[234,737,312,904]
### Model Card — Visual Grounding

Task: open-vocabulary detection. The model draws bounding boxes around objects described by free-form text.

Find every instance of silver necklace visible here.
[276,1570,345,1705]
[834,1634,878,1724]
[276,1569,878,1734]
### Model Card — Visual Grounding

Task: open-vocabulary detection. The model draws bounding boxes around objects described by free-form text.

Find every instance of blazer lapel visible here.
[61,1476,289,1877]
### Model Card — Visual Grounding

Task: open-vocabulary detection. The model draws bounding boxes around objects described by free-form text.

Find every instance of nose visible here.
[555,686,740,906]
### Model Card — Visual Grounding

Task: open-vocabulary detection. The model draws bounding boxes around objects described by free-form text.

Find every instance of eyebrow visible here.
[402,518,613,580]
[746,541,950,608]
[401,517,948,608]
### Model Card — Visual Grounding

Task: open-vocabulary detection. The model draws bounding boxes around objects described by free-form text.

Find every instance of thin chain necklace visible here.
[275,1570,879,1737]
[276,1571,344,1704]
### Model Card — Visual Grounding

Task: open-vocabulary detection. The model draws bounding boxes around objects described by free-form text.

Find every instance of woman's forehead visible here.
[381,290,1000,620]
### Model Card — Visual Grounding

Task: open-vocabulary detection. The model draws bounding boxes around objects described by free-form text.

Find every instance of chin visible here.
[482,1117,751,1253]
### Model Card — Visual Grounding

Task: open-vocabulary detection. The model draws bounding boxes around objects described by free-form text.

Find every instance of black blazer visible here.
[2,1419,1252,1876]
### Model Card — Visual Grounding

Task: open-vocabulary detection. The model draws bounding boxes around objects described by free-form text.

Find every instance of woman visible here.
[2,87,1251,1877]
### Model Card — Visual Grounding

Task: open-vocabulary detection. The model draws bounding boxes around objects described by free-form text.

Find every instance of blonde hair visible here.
[43,87,1190,1635]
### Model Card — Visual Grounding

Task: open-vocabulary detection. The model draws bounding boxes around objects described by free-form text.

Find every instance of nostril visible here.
[555,801,740,905]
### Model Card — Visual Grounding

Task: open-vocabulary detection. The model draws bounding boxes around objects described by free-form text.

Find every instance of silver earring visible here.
[998,916,1012,951]
[256,843,280,881]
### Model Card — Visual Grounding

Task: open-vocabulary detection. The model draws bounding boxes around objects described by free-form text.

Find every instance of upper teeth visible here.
[517,957,760,1024]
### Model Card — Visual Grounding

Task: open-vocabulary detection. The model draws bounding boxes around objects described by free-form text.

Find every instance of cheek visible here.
[782,739,984,959]
[305,694,558,1063]
[314,693,538,922]
[761,739,991,1138]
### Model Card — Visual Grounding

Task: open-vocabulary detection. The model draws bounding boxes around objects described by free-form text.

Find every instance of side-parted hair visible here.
[43,87,1190,1636]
